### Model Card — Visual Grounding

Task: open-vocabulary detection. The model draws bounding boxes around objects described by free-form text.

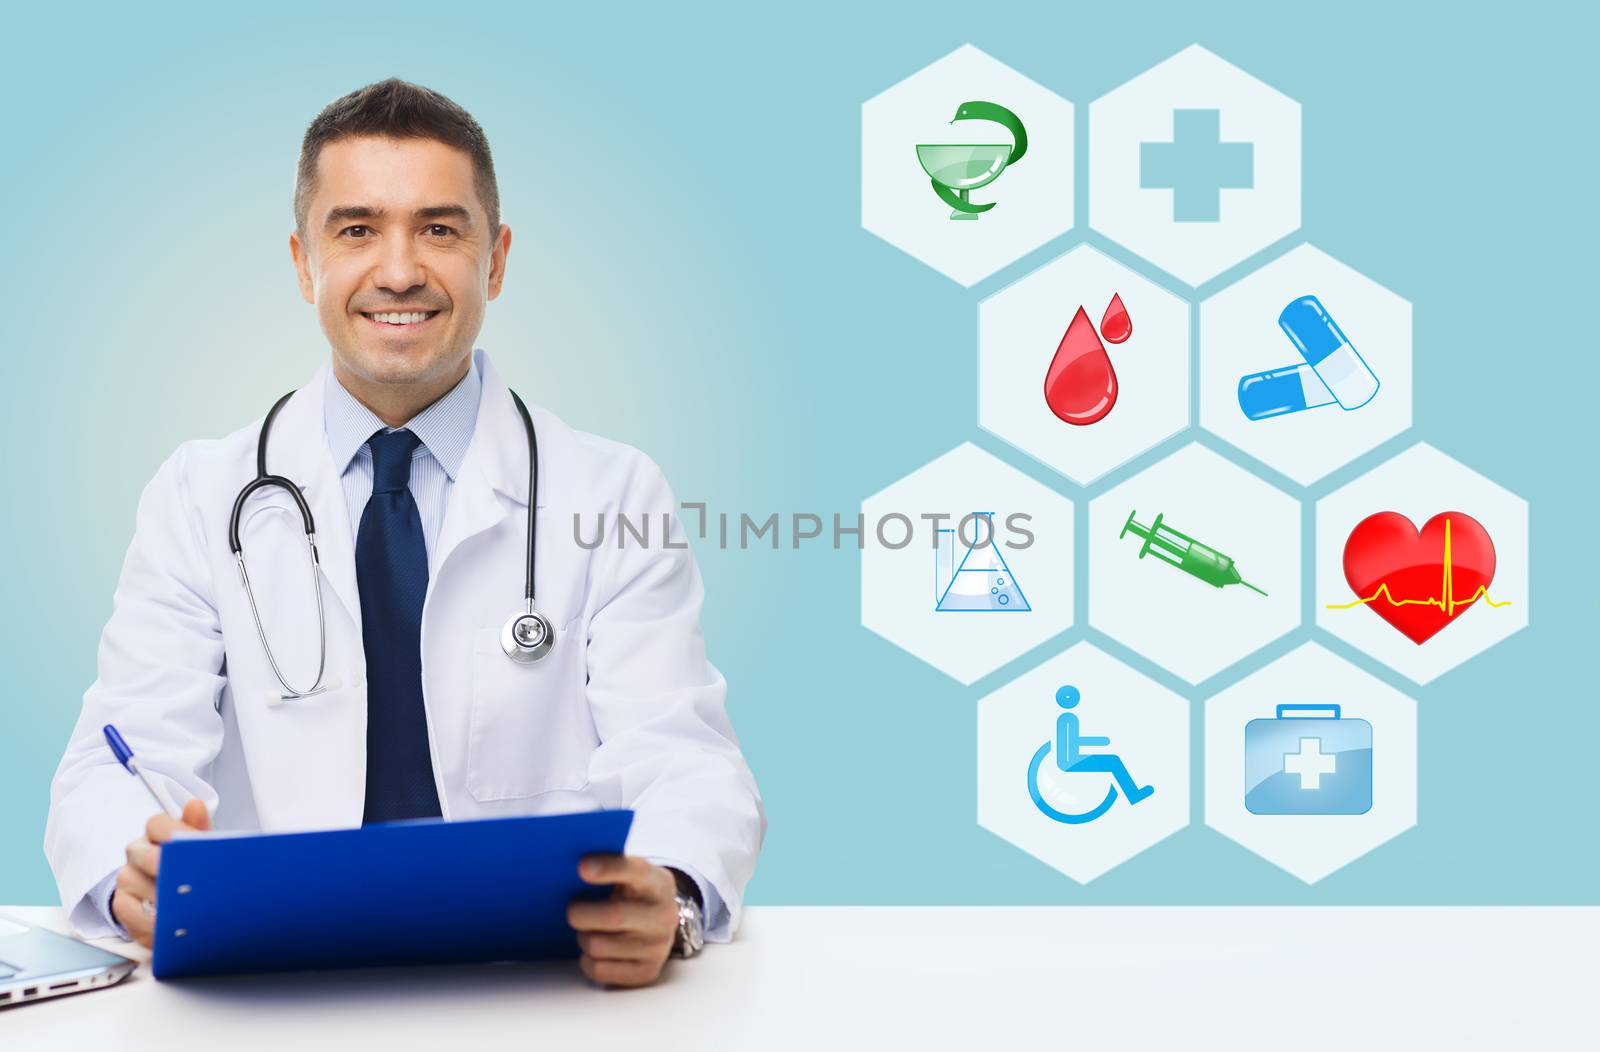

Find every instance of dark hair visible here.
[294,78,500,239]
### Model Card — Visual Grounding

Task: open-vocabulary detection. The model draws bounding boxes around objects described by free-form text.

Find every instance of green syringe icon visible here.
[1119,510,1267,596]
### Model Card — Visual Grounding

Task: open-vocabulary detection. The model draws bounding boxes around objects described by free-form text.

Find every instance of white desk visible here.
[2,905,1593,1049]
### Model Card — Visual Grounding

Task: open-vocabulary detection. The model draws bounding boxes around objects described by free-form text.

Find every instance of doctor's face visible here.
[290,136,510,394]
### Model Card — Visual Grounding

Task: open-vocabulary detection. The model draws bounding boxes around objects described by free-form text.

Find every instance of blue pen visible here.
[103,724,182,819]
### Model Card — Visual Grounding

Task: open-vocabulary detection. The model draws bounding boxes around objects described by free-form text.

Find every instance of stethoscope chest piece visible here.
[502,608,556,663]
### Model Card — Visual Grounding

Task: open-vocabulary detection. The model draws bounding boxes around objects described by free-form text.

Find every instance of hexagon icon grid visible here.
[1200,244,1413,485]
[979,244,1189,485]
[1089,443,1301,684]
[1315,443,1529,685]
[862,442,1074,685]
[978,642,1189,883]
[862,44,1075,287]
[1205,643,1416,883]
[1089,44,1300,286]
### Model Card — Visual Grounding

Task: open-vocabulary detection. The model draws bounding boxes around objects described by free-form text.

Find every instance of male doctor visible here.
[44,79,764,988]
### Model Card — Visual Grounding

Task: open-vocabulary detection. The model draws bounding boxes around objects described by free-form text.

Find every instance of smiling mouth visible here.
[359,310,442,333]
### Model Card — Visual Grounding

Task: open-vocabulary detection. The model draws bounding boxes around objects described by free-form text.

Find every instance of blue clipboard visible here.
[151,809,633,979]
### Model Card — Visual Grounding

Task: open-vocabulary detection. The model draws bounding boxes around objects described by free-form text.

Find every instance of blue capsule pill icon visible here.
[1277,295,1379,411]
[1236,295,1380,421]
[1238,362,1335,420]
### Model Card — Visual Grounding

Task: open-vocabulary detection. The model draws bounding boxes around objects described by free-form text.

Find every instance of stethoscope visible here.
[228,387,556,705]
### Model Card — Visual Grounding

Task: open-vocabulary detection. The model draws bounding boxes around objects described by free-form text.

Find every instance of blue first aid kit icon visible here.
[1244,705,1372,816]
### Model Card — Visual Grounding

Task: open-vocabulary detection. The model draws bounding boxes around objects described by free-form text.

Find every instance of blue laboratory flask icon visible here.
[933,512,1031,612]
[1027,686,1155,825]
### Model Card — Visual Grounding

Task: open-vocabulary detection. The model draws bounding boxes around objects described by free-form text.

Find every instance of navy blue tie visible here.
[357,428,442,823]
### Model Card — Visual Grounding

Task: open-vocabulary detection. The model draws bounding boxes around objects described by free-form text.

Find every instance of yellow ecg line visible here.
[1325,517,1513,614]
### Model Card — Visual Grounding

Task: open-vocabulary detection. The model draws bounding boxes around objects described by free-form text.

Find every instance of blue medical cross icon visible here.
[1140,109,1253,222]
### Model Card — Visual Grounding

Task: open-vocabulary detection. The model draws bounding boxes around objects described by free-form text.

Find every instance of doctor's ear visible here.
[485,223,511,301]
[289,230,316,305]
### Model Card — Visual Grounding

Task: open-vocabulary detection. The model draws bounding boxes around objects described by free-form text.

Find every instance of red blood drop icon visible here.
[1100,293,1131,344]
[1044,306,1118,426]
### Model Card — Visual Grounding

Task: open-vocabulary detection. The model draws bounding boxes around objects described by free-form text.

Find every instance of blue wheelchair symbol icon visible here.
[1027,685,1155,825]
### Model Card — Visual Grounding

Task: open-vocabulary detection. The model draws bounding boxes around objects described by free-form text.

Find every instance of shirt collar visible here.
[323,350,483,481]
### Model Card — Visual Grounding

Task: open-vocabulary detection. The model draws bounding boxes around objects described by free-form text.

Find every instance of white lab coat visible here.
[44,353,764,940]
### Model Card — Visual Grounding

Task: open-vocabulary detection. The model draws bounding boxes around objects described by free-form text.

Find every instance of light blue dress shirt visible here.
[322,350,482,559]
[96,351,720,937]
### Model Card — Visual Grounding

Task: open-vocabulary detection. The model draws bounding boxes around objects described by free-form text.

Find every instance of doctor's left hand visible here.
[568,855,678,988]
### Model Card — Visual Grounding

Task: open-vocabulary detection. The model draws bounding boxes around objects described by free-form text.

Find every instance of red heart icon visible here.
[1341,511,1497,645]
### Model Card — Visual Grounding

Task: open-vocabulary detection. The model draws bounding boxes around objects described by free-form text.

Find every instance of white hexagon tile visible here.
[1315,443,1529,685]
[1200,243,1412,485]
[978,642,1189,883]
[1205,643,1417,883]
[862,44,1074,286]
[1090,44,1300,286]
[1089,443,1301,684]
[861,442,1074,685]
[979,244,1189,485]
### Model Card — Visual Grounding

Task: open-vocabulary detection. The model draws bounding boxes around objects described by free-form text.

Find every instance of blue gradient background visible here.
[2,2,1593,905]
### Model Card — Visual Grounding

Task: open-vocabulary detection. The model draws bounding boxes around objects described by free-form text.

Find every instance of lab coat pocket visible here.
[465,619,592,802]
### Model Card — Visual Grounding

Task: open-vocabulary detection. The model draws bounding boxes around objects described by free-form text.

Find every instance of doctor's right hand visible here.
[111,799,212,948]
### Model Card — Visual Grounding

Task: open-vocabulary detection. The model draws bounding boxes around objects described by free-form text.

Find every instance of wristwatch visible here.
[666,868,705,959]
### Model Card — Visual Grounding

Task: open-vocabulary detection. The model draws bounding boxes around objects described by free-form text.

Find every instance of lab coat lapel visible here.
[265,366,362,630]
[431,355,525,577]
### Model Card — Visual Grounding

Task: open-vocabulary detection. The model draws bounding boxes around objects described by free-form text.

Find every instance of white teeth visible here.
[368,311,433,325]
